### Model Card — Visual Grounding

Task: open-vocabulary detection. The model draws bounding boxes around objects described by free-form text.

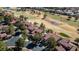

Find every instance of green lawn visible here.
[46,12,79,27]
[14,11,36,19]
[66,20,79,27]
[59,32,70,38]
[46,12,61,20]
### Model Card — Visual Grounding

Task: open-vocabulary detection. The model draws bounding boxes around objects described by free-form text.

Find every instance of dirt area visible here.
[29,19,79,40]
[14,10,79,40]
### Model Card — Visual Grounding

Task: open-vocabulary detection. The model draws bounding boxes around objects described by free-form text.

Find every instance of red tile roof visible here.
[43,33,53,40]
[70,46,77,51]
[11,20,17,24]
[58,40,72,49]
[0,33,7,38]
[56,46,65,51]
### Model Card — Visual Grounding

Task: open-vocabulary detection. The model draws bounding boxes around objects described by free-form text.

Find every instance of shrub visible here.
[59,33,70,38]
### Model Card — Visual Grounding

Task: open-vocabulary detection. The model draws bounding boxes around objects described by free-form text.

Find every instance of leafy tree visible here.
[4,15,13,24]
[19,23,26,30]
[6,48,14,51]
[15,21,21,27]
[75,16,78,21]
[77,29,79,31]
[21,29,28,40]
[19,15,24,21]
[34,22,38,26]
[15,21,26,30]
[0,8,2,12]
[75,38,79,44]
[24,17,28,21]
[46,29,53,33]
[74,16,78,22]
[0,41,7,51]
[46,37,57,51]
[67,16,71,21]
[40,23,45,32]
[42,13,47,19]
[32,33,42,42]
[15,38,25,51]
[8,24,15,34]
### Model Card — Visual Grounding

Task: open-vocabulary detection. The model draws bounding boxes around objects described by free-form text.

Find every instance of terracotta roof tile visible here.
[56,46,65,51]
